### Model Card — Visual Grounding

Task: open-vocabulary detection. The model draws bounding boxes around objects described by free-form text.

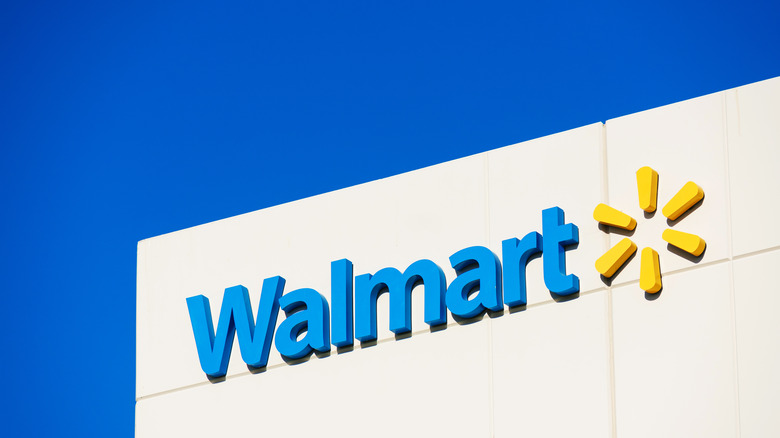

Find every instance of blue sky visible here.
[1,1,778,435]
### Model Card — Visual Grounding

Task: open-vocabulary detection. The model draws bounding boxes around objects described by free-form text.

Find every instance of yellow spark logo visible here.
[593,167,706,293]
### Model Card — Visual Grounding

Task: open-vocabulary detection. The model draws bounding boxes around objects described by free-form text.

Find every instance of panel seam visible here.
[723,90,742,438]
[484,152,496,437]
[602,122,618,438]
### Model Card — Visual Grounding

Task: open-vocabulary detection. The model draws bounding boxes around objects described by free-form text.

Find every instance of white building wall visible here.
[136,76,780,437]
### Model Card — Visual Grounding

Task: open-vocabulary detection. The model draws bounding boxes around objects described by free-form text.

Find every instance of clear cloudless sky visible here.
[1,1,778,435]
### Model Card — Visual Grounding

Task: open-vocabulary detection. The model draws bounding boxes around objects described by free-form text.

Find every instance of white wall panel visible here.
[733,249,780,438]
[137,320,491,438]
[491,291,612,437]
[726,77,780,256]
[612,263,738,438]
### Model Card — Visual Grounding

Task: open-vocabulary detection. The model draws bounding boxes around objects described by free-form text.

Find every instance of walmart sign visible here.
[186,164,708,378]
[186,206,579,377]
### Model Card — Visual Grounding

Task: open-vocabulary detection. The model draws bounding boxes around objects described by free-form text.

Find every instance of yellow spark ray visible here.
[636,166,659,213]
[593,204,637,230]
[639,247,662,293]
[662,229,706,256]
[595,238,637,277]
[662,181,704,220]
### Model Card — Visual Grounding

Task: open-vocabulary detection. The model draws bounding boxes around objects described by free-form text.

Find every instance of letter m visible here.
[185,276,285,377]
[355,259,447,342]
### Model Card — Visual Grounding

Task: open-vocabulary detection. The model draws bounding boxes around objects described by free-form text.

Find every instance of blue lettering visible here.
[330,259,353,347]
[502,232,543,307]
[542,206,580,295]
[446,246,502,318]
[354,259,446,342]
[186,207,582,377]
[186,276,285,377]
[275,288,331,359]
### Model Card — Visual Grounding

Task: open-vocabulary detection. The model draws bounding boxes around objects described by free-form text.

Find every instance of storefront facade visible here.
[136,77,780,437]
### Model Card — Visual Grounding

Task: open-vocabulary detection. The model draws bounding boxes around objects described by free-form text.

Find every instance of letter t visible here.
[542,206,580,295]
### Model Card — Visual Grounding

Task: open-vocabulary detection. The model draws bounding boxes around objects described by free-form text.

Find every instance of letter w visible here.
[186,276,285,377]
